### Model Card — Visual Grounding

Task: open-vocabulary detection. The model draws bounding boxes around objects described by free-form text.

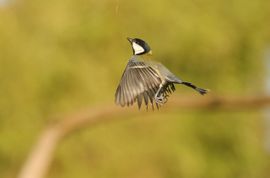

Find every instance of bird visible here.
[115,37,208,110]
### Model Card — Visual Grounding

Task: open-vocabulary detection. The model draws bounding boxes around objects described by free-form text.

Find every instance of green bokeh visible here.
[0,0,269,177]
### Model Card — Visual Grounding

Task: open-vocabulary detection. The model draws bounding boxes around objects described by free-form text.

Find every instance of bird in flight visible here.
[115,37,208,110]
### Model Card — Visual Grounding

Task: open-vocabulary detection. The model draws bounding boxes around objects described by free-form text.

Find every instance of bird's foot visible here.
[154,95,167,105]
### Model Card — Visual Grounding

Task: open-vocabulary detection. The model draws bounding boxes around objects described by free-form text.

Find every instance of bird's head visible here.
[127,37,152,55]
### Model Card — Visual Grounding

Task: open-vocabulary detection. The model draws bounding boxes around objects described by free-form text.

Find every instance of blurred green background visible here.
[1,0,270,177]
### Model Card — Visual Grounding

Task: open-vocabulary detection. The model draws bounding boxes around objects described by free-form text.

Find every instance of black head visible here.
[127,37,152,55]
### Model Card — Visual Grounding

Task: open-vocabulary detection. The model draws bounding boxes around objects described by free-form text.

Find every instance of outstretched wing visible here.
[115,59,162,109]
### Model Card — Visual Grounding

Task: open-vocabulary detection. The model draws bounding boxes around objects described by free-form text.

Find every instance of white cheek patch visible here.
[132,42,145,55]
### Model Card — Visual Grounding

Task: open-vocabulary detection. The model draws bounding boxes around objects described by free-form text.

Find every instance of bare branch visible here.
[17,95,270,178]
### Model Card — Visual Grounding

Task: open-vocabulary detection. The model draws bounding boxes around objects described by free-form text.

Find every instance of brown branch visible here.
[17,95,270,178]
[169,95,270,109]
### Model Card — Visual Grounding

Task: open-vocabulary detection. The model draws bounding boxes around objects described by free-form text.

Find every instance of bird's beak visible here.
[127,37,133,43]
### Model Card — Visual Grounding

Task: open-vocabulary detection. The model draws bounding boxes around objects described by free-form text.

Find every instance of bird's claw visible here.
[155,95,167,105]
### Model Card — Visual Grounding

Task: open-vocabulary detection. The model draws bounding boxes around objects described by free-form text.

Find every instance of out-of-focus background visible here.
[1,0,270,178]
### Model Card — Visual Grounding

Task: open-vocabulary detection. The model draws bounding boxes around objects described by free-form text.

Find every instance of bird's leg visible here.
[154,84,167,105]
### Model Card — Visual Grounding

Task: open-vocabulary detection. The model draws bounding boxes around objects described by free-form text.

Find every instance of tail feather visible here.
[181,81,208,95]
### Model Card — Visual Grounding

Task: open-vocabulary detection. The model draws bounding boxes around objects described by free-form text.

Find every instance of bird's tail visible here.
[181,81,208,95]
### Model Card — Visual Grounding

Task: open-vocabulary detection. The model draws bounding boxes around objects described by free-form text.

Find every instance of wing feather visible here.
[115,59,162,108]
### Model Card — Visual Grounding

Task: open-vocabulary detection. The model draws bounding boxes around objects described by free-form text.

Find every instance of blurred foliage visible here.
[49,110,266,178]
[0,0,270,177]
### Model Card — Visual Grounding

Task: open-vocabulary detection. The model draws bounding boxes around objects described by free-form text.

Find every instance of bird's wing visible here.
[146,61,182,83]
[115,59,162,109]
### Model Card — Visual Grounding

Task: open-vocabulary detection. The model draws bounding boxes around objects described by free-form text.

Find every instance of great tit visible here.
[115,37,208,110]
